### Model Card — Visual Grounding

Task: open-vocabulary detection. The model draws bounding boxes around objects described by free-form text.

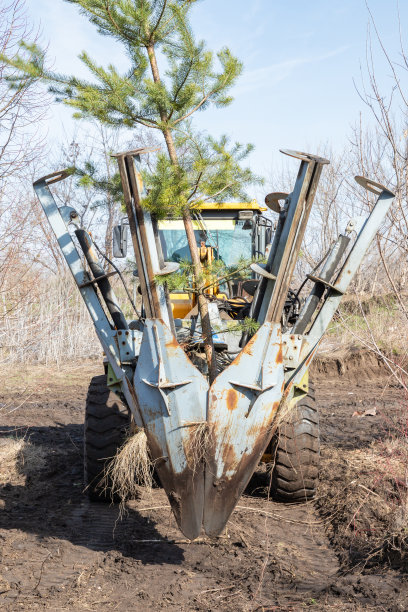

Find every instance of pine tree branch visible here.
[104,1,133,43]
[173,91,213,124]
[168,59,194,119]
[187,171,203,200]
[150,0,168,40]
[130,115,160,129]
[199,182,236,202]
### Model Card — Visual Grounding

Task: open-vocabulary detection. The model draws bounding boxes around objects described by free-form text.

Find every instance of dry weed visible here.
[317,437,408,568]
[321,294,408,386]
[0,272,138,366]
[102,428,154,514]
[0,438,46,484]
[186,422,212,472]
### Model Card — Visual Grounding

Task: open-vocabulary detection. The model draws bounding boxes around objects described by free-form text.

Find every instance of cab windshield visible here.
[158,219,252,267]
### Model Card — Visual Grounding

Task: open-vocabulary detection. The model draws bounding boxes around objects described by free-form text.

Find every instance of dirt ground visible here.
[0,353,407,611]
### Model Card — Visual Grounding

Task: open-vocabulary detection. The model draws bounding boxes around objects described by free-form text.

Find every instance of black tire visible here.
[84,374,130,501]
[270,382,319,502]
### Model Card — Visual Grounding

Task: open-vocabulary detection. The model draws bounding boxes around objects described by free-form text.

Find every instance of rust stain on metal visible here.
[276,344,283,364]
[165,337,180,349]
[144,427,204,540]
[233,338,256,365]
[205,399,283,536]
[226,388,239,412]
[221,442,239,468]
[231,350,244,365]
[210,390,218,405]
[246,421,266,439]
[243,343,254,356]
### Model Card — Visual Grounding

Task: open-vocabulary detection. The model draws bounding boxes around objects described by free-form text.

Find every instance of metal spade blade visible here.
[204,323,284,537]
[134,319,208,540]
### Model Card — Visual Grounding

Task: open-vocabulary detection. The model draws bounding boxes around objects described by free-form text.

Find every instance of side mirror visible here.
[113,223,128,258]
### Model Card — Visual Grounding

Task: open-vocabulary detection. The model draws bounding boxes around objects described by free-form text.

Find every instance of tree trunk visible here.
[146,44,217,382]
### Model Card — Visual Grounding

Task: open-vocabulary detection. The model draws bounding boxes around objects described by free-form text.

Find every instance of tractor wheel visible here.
[84,374,130,501]
[270,382,319,502]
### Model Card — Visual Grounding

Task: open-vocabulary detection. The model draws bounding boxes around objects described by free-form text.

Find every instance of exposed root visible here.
[186,422,212,473]
[102,428,154,515]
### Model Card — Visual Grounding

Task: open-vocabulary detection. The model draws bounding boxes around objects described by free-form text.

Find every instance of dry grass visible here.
[322,295,408,363]
[102,428,154,514]
[0,438,46,484]
[0,271,138,366]
[317,434,408,568]
[103,422,214,517]
[186,421,212,473]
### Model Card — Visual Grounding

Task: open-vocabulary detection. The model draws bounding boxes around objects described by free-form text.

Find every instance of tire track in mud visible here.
[225,498,340,606]
[0,488,341,609]
[28,503,123,593]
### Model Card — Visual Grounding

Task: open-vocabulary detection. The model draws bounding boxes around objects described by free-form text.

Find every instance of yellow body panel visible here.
[170,293,194,319]
[170,291,228,319]
[192,200,267,212]
[158,218,236,230]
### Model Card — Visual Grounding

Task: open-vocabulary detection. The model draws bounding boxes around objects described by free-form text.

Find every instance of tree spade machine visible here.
[33,148,394,540]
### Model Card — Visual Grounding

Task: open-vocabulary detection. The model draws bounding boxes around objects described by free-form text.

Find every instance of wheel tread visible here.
[270,383,320,503]
[84,374,130,502]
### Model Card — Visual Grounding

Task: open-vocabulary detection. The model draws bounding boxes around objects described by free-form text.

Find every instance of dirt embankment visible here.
[0,354,406,611]
[312,348,391,383]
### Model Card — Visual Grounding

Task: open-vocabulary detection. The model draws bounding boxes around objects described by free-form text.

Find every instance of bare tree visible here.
[0,0,47,187]
[0,1,49,324]
[351,5,408,304]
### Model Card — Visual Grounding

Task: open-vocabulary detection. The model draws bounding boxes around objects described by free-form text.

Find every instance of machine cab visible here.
[157,201,271,318]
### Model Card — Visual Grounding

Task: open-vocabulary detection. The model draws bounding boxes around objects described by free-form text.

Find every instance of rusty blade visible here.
[133,319,208,540]
[203,323,284,537]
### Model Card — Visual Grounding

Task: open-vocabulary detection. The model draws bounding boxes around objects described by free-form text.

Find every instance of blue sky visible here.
[26,0,408,183]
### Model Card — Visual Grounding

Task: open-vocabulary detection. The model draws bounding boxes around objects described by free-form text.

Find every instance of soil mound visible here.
[312,348,390,383]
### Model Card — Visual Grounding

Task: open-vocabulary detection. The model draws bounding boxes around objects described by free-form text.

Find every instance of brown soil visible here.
[0,355,407,611]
